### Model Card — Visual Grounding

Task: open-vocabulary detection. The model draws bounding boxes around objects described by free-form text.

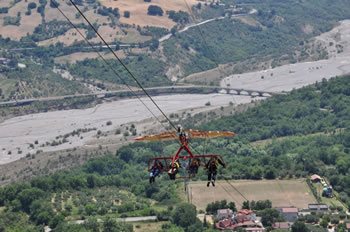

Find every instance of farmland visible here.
[100,0,198,28]
[187,179,316,211]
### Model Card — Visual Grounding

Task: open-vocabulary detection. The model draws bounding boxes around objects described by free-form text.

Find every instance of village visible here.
[204,175,350,231]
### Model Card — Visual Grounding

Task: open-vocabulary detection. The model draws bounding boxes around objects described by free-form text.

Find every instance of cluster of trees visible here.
[203,77,350,142]
[97,6,120,18]
[167,10,190,24]
[25,2,37,15]
[0,7,9,13]
[241,200,272,211]
[3,15,21,26]
[37,0,47,17]
[206,200,236,214]
[68,55,171,87]
[28,20,72,42]
[147,5,164,16]
[0,146,181,230]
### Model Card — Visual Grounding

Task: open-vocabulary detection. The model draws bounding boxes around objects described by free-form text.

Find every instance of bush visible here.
[0,7,9,14]
[124,11,130,18]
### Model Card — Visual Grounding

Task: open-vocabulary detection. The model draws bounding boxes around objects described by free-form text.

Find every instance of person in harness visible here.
[168,159,180,180]
[205,156,226,187]
[188,158,201,177]
[149,160,163,183]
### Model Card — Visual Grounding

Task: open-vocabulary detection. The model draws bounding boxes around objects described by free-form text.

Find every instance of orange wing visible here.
[135,131,178,141]
[135,129,235,141]
[187,129,236,139]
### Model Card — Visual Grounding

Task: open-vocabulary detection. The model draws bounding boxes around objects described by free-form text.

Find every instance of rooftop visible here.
[346,223,350,229]
[278,207,298,213]
[311,174,321,180]
[217,209,233,215]
[273,222,292,229]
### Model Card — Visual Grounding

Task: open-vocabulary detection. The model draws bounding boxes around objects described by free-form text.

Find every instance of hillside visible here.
[1,0,350,100]
[202,76,350,141]
[0,76,349,231]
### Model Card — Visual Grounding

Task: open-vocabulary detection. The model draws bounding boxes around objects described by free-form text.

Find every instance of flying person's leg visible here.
[211,171,217,186]
[207,172,212,187]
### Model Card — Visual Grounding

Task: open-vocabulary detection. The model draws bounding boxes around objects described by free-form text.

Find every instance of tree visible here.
[150,38,159,51]
[172,203,197,229]
[320,219,328,228]
[147,5,163,16]
[264,168,276,179]
[171,26,177,36]
[103,217,133,232]
[118,147,133,162]
[260,208,281,227]
[242,200,250,209]
[28,2,37,9]
[124,11,130,18]
[291,221,309,232]
[29,200,55,225]
[18,188,45,213]
[50,0,59,8]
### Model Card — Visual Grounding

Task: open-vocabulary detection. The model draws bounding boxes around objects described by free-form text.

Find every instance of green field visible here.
[187,179,316,211]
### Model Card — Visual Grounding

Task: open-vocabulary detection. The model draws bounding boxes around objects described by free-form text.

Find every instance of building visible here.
[272,222,292,230]
[0,58,10,65]
[308,204,328,212]
[310,174,322,182]
[276,207,298,222]
[346,223,350,232]
[217,209,233,220]
[216,209,265,231]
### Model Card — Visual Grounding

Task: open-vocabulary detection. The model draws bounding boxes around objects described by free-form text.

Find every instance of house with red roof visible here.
[215,209,265,231]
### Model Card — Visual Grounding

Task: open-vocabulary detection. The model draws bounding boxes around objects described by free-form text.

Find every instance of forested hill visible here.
[202,76,350,142]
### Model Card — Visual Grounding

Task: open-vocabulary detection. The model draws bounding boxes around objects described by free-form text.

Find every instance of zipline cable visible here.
[53,2,171,131]
[66,0,178,131]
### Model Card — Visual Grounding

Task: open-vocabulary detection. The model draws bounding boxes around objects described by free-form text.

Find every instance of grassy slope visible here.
[1,62,89,100]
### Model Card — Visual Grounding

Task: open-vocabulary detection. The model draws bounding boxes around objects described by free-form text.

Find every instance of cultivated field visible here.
[188,179,316,211]
[54,51,125,64]
[100,0,198,28]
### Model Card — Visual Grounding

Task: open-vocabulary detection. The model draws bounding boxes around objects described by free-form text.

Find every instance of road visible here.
[0,85,277,107]
[159,13,252,42]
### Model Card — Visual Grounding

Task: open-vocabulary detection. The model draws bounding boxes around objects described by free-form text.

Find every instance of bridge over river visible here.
[0,86,281,108]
